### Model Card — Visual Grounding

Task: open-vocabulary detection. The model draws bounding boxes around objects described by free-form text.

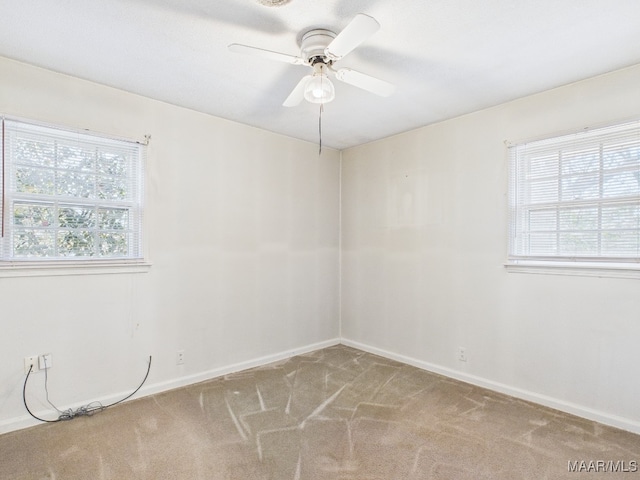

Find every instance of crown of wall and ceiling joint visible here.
[256,0,291,6]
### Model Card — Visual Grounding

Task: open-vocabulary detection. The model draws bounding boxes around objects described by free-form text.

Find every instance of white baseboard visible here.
[6,336,638,436]
[0,337,341,435]
[341,338,640,435]
[142,337,341,398]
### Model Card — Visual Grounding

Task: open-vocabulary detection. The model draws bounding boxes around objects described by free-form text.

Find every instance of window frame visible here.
[0,116,150,277]
[506,119,640,279]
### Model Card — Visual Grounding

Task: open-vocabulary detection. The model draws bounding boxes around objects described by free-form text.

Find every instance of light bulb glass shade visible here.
[304,74,335,104]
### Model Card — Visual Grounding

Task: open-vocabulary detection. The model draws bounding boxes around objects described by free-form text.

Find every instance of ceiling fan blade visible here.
[324,13,380,61]
[283,75,312,107]
[228,43,304,65]
[334,68,395,97]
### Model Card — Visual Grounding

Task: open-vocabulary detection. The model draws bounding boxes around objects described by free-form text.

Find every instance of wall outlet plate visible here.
[457,347,467,362]
[39,353,52,369]
[24,356,39,374]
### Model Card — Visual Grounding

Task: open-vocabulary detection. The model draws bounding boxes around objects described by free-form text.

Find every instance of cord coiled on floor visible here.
[23,356,152,423]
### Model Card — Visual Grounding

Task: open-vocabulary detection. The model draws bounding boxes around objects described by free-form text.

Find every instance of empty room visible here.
[1,1,640,479]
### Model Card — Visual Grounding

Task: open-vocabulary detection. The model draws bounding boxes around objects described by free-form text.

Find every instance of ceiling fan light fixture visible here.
[304,63,335,104]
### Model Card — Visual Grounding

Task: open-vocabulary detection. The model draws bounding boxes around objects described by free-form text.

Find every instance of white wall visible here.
[341,64,640,433]
[2,53,640,437]
[0,57,340,433]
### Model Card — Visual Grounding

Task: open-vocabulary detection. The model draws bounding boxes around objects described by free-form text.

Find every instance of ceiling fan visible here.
[228,13,395,106]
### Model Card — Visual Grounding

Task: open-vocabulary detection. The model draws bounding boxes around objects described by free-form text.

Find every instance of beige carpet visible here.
[1,345,639,479]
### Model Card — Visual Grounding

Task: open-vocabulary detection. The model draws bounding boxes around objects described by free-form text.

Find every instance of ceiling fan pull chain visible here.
[318,103,323,155]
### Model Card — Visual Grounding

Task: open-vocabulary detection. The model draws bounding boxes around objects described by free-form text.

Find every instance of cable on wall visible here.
[23,355,152,423]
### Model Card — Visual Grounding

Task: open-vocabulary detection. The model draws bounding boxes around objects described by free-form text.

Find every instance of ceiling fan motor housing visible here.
[300,29,336,65]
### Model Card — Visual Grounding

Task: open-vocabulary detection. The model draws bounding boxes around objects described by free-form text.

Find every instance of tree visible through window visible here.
[1,119,144,261]
[508,120,640,265]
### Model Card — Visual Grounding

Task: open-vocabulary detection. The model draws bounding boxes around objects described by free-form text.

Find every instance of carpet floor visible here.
[1,345,639,479]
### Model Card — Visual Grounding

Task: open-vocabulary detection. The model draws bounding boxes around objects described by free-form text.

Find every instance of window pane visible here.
[56,171,95,198]
[96,151,128,176]
[602,204,640,229]
[13,204,54,227]
[602,231,640,256]
[57,143,95,172]
[528,209,557,232]
[16,166,55,195]
[528,232,557,255]
[528,153,558,178]
[98,176,128,200]
[561,147,599,175]
[528,178,558,203]
[13,229,56,257]
[558,207,598,231]
[560,173,600,201]
[58,206,96,229]
[15,136,55,167]
[57,230,95,256]
[98,208,129,230]
[603,171,640,198]
[559,232,598,256]
[99,233,129,257]
[603,143,640,170]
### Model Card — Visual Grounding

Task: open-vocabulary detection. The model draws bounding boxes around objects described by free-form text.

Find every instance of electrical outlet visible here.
[457,347,467,362]
[24,356,39,374]
[176,350,185,365]
[39,353,52,370]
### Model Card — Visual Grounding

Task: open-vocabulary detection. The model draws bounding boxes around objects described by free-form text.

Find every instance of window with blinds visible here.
[508,120,640,266]
[0,118,144,263]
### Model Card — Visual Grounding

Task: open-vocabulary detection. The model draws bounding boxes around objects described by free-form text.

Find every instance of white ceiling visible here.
[2,0,640,150]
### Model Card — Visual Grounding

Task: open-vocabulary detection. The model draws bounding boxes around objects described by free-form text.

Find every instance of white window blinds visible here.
[1,118,144,262]
[508,120,640,264]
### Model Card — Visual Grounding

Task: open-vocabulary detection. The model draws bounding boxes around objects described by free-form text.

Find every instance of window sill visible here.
[504,261,640,279]
[0,260,152,278]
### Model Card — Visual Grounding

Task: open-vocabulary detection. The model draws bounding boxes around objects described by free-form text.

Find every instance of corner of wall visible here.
[338,149,343,339]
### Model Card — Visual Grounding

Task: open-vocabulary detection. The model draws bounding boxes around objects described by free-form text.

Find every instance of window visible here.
[508,120,640,274]
[1,118,145,269]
